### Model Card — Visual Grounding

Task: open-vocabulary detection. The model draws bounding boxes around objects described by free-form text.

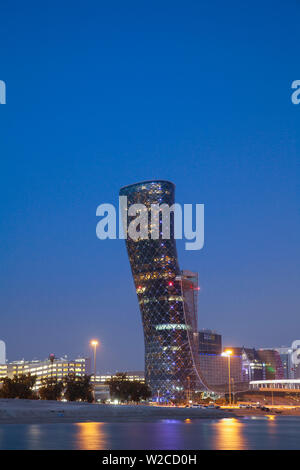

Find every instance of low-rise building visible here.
[0,356,90,390]
[250,379,300,392]
[91,371,145,402]
[92,370,145,384]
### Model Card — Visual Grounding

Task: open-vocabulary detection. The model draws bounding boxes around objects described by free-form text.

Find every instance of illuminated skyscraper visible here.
[119,180,208,399]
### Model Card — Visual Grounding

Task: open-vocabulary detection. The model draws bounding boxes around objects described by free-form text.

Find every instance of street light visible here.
[186,376,191,405]
[221,349,233,405]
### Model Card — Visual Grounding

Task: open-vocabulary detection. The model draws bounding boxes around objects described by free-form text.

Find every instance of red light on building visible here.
[168,281,173,287]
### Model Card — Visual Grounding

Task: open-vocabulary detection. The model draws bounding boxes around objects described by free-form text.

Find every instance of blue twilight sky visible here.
[0,0,299,372]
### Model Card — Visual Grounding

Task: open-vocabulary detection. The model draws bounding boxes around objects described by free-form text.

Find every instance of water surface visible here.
[0,417,299,450]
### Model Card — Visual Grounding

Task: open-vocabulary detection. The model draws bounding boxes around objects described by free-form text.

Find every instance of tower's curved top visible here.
[120,180,175,194]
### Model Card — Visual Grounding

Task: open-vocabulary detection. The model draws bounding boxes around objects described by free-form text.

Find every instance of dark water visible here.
[0,417,300,450]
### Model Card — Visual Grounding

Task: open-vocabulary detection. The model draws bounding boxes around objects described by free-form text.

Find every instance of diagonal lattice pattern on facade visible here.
[119,180,209,399]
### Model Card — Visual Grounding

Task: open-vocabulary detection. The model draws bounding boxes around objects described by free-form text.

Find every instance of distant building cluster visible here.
[198,333,300,386]
[232,347,285,381]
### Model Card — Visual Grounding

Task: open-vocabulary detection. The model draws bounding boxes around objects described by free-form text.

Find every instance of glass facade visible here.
[119,180,208,399]
[198,330,222,355]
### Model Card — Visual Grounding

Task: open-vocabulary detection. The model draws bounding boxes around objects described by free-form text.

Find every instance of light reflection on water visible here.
[213,418,247,450]
[75,422,108,450]
[0,416,300,450]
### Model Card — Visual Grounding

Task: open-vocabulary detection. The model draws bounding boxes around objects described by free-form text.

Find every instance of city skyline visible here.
[1,173,299,370]
[1,1,299,372]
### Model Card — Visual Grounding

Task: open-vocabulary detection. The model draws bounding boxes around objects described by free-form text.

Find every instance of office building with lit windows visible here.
[0,357,90,391]
[92,371,145,384]
[119,180,209,399]
[90,371,145,402]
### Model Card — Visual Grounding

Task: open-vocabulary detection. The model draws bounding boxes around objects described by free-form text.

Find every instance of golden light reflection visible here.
[75,422,108,450]
[185,418,192,423]
[213,418,247,450]
[266,415,276,421]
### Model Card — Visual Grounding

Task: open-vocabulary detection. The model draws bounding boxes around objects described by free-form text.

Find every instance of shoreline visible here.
[0,399,232,425]
[1,399,300,425]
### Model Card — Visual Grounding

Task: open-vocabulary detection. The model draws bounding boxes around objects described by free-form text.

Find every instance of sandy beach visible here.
[2,399,300,425]
[0,399,232,424]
